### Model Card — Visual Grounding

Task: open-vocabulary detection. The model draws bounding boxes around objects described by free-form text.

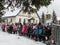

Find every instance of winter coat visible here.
[22,25,27,34]
[38,29,43,35]
[13,26,17,31]
[45,29,51,36]
[34,29,39,35]
[27,26,31,34]
[18,24,22,32]
[2,24,5,30]
[9,25,13,31]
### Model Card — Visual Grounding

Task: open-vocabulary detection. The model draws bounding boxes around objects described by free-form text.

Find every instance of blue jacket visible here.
[38,29,43,35]
[34,29,39,35]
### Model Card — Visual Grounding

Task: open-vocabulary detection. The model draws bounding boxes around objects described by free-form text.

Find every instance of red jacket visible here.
[22,25,27,34]
[13,26,17,31]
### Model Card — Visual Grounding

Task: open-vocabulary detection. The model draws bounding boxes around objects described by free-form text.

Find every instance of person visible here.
[27,24,31,38]
[13,24,17,34]
[5,24,9,32]
[45,26,52,41]
[42,26,47,42]
[29,23,34,39]
[22,23,27,36]
[1,23,5,32]
[8,24,13,34]
[34,24,39,41]
[38,26,43,41]
[18,23,22,36]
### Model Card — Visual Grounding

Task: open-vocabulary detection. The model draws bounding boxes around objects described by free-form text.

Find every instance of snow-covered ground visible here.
[0,30,46,45]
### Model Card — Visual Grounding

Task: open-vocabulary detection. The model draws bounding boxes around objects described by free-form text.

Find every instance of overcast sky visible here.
[38,0,60,18]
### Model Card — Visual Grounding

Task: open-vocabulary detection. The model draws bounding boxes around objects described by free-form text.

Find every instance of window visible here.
[7,19,8,23]
[33,20,35,23]
[36,20,37,23]
[23,19,26,24]
[24,19,25,23]
[46,14,51,20]
[11,18,12,22]
[19,18,21,23]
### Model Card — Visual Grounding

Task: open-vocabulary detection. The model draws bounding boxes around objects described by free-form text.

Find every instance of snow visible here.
[4,4,8,8]
[0,30,46,45]
[2,7,22,18]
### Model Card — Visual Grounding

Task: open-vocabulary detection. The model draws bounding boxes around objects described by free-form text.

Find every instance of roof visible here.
[2,7,22,18]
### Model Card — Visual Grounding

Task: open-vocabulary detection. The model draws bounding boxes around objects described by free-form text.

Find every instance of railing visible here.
[51,23,60,45]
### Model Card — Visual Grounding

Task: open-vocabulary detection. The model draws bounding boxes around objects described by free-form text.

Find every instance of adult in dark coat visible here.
[45,26,51,40]
[9,25,13,34]
[18,23,23,36]
[27,25,32,38]
[2,24,5,32]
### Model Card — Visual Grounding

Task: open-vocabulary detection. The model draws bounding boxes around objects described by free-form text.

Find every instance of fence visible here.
[51,24,60,45]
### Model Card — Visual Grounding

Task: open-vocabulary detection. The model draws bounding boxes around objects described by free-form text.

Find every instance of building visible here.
[57,17,60,24]
[45,14,52,23]
[2,8,39,24]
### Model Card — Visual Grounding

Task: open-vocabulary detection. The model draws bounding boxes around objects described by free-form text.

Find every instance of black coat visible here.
[45,29,51,36]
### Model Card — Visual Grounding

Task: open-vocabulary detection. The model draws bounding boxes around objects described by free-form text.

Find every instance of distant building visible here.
[2,8,39,24]
[45,14,52,23]
[57,17,60,24]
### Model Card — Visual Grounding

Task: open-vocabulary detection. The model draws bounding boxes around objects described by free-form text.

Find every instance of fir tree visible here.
[0,2,5,22]
[0,3,4,17]
[52,11,58,24]
[41,12,45,24]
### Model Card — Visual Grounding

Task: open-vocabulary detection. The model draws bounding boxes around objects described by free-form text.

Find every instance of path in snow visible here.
[0,30,46,45]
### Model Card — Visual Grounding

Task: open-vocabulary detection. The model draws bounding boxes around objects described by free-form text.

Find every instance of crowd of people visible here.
[1,22,52,43]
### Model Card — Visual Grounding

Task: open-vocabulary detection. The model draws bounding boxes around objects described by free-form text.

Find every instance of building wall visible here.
[4,12,39,24]
[4,17,16,24]
[16,16,28,24]
[58,20,60,24]
[4,12,53,24]
[15,12,39,24]
[45,14,52,23]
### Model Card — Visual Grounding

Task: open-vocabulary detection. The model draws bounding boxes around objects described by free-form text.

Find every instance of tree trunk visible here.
[35,11,41,23]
